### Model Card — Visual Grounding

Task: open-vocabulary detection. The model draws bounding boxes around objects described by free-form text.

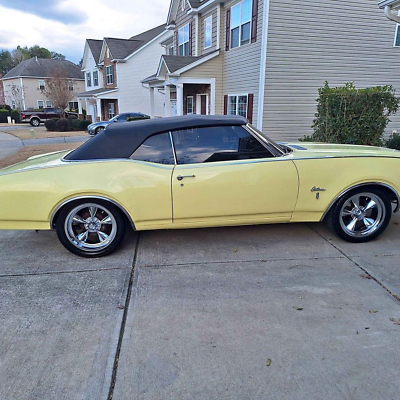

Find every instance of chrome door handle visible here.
[177,175,196,181]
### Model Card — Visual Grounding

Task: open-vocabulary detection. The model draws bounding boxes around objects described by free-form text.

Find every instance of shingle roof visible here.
[87,39,103,64]
[187,0,202,8]
[105,24,167,60]
[2,58,84,80]
[162,50,219,73]
[77,88,118,97]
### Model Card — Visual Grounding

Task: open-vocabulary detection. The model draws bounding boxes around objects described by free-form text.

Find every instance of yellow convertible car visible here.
[0,115,399,257]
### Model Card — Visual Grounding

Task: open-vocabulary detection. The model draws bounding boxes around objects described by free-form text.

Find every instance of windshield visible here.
[246,124,291,155]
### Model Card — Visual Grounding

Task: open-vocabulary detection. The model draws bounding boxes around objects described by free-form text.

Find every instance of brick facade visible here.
[103,46,117,89]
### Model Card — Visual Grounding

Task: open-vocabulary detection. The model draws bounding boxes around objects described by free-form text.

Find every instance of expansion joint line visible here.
[308,224,400,303]
[108,233,141,400]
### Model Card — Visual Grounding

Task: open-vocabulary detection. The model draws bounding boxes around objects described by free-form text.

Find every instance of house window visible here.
[106,65,114,84]
[187,96,194,114]
[168,46,174,55]
[69,101,78,111]
[45,100,52,107]
[11,101,15,109]
[204,16,212,48]
[68,81,74,91]
[228,94,248,118]
[230,0,252,48]
[394,13,400,47]
[37,100,44,109]
[86,72,92,87]
[178,24,190,56]
[38,80,45,90]
[93,71,99,86]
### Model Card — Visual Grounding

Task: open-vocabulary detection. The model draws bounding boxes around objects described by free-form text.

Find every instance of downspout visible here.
[257,0,271,131]
[384,5,400,23]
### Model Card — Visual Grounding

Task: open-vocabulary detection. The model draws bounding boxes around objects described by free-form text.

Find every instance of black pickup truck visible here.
[21,108,78,126]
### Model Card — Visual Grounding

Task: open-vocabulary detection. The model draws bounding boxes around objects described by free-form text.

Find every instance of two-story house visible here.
[143,0,400,138]
[78,25,172,122]
[1,58,84,111]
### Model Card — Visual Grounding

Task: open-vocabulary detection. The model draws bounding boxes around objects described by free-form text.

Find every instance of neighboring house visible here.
[143,0,400,137]
[1,58,84,111]
[0,75,5,105]
[78,25,172,122]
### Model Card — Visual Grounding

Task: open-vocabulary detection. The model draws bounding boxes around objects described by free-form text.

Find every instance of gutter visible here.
[384,5,400,22]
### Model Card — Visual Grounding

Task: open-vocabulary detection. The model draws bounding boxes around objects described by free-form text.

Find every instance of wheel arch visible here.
[321,182,400,221]
[50,195,136,230]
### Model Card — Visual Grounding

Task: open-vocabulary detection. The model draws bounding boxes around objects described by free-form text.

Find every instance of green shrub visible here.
[44,118,58,131]
[386,131,400,150]
[0,109,21,123]
[56,118,69,132]
[0,104,11,111]
[300,82,399,146]
[69,119,90,131]
[126,116,150,122]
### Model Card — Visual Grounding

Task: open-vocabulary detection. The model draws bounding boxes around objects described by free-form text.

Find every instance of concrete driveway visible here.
[1,216,400,399]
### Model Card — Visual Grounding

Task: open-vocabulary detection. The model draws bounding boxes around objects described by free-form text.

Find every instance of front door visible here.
[171,125,298,227]
[196,94,209,115]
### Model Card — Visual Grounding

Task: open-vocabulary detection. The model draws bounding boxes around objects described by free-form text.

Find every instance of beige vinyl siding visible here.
[263,0,400,138]
[200,7,219,55]
[222,0,264,122]
[180,55,224,114]
[175,0,195,55]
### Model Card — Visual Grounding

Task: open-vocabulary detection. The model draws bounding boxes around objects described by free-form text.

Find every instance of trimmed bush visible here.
[70,119,90,131]
[386,131,400,150]
[44,118,58,131]
[127,116,150,122]
[56,118,69,132]
[0,109,21,123]
[0,104,11,111]
[300,82,399,146]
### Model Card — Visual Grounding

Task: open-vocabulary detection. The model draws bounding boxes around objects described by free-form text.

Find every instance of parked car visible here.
[0,115,399,257]
[21,108,78,126]
[87,112,150,135]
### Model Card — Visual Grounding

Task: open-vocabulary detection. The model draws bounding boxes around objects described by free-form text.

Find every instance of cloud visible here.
[0,0,170,63]
[0,0,88,24]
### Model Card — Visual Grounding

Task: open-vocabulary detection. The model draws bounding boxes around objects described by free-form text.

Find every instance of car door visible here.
[171,125,299,227]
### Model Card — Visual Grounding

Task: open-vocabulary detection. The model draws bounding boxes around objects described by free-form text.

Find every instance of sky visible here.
[0,0,170,63]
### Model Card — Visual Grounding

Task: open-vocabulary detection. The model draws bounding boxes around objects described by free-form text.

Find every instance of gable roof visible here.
[87,39,103,64]
[102,24,168,61]
[2,58,84,80]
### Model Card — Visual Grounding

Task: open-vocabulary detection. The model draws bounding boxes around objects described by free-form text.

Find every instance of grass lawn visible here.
[0,126,87,140]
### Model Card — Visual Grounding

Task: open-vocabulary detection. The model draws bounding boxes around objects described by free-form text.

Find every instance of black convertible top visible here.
[64,115,248,160]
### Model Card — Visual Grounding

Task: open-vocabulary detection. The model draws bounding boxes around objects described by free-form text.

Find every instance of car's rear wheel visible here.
[30,118,40,127]
[56,201,126,257]
[327,188,392,243]
[95,127,105,134]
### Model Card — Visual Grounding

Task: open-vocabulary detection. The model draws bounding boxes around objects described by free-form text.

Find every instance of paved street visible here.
[1,215,399,399]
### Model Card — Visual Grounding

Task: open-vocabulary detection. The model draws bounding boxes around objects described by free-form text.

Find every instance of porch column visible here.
[96,98,102,121]
[176,84,184,116]
[165,85,171,117]
[210,78,216,115]
[149,87,155,118]
[78,97,83,114]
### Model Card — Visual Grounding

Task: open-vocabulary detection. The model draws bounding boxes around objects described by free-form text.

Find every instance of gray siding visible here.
[200,7,219,55]
[222,0,264,123]
[263,0,400,138]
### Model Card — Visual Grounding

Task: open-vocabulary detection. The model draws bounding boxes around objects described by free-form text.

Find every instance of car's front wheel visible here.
[56,200,126,257]
[95,126,105,134]
[30,118,40,127]
[327,188,392,243]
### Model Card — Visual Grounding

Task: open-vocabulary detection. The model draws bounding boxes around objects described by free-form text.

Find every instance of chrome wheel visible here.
[64,203,117,252]
[95,127,105,134]
[339,192,386,238]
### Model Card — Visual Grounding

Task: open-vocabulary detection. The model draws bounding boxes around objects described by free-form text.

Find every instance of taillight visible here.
[22,114,25,118]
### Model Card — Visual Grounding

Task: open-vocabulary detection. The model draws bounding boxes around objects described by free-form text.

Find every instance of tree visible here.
[4,82,25,110]
[40,68,77,115]
[29,45,52,59]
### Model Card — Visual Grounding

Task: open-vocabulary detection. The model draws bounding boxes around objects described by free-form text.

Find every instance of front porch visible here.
[77,88,119,122]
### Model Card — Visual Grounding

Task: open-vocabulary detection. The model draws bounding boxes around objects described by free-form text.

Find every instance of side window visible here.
[172,126,273,164]
[130,132,175,165]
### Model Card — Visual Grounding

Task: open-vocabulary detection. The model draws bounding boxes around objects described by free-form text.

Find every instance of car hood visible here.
[0,150,69,175]
[286,143,400,159]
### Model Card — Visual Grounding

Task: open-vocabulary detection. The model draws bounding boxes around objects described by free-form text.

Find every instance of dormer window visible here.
[230,0,252,48]
[178,24,190,56]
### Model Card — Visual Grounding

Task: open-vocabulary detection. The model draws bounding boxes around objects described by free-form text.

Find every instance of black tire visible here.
[30,118,40,127]
[56,200,126,257]
[327,187,392,243]
[95,126,105,134]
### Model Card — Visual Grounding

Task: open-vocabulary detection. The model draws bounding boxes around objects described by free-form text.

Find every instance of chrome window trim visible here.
[50,195,136,230]
[321,182,400,220]
[169,131,178,165]
[244,124,285,157]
